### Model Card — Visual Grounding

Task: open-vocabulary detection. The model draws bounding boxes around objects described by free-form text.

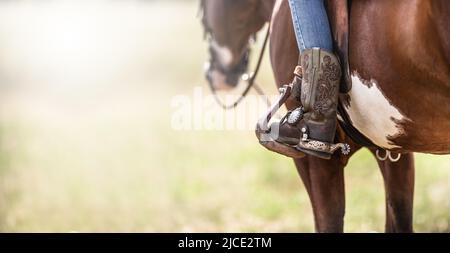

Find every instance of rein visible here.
[207,23,271,110]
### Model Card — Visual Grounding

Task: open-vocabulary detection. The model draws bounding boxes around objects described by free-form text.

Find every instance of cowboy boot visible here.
[273,48,349,159]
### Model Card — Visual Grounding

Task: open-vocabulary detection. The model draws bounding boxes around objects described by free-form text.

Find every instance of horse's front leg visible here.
[372,150,415,233]
[294,155,346,233]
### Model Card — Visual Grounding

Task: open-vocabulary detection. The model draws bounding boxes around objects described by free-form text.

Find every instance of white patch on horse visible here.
[345,73,406,149]
[211,40,233,66]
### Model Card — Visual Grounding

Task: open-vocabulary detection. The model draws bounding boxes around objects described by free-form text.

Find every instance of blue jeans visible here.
[288,0,333,53]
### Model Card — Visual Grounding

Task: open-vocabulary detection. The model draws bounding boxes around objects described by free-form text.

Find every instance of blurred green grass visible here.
[0,0,449,232]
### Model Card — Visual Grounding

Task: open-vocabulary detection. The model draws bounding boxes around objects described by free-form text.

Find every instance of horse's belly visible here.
[343,73,450,154]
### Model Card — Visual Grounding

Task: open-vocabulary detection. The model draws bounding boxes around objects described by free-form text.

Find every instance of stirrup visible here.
[255,84,306,158]
[255,83,351,159]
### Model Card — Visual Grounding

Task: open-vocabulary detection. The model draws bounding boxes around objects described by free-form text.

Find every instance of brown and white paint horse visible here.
[201,0,450,232]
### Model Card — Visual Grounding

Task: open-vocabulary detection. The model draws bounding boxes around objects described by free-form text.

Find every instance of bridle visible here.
[199,0,271,110]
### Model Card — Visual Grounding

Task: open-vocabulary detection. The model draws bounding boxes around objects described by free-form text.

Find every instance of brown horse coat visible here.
[203,0,449,233]
[347,0,450,154]
[273,0,450,154]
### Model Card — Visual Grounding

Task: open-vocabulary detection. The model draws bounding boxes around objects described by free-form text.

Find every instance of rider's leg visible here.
[289,0,333,52]
[275,0,342,159]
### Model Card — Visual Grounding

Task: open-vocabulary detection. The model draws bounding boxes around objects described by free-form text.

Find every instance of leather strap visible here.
[337,103,376,147]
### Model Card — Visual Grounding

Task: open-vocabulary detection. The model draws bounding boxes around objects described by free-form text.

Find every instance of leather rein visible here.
[207,25,271,110]
[199,0,272,110]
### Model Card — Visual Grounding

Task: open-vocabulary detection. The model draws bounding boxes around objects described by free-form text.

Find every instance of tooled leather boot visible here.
[273,48,349,159]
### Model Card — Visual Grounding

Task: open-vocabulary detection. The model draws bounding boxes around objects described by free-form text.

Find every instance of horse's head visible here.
[200,0,273,90]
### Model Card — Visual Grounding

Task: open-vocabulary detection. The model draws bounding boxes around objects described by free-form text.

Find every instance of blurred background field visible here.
[0,0,449,232]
